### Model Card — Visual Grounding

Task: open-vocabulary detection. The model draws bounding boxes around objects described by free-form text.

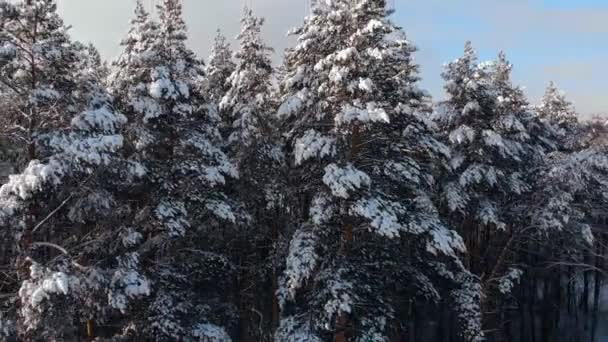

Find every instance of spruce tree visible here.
[276,1,481,340]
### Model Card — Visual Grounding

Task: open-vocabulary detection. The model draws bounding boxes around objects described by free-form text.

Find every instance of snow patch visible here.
[322,163,370,199]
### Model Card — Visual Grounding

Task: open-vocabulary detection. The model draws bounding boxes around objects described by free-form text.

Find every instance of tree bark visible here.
[590,241,602,342]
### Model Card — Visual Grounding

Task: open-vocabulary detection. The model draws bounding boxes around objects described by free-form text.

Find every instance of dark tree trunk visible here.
[590,241,602,342]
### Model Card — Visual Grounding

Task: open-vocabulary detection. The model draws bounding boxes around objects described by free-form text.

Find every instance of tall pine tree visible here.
[218,8,283,340]
[205,30,236,106]
[276,1,481,340]
[0,4,130,337]
[0,0,83,165]
[108,1,245,339]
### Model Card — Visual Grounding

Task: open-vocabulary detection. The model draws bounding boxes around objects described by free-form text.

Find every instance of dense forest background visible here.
[0,0,607,341]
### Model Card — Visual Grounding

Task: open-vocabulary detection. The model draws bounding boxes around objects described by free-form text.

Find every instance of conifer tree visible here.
[437,44,542,338]
[205,30,236,106]
[0,6,130,336]
[217,8,283,340]
[536,81,581,151]
[108,0,160,117]
[439,44,538,252]
[435,43,603,341]
[10,81,133,341]
[0,0,82,165]
[276,1,481,340]
[537,81,578,128]
[220,7,274,152]
[109,1,244,339]
[0,2,139,339]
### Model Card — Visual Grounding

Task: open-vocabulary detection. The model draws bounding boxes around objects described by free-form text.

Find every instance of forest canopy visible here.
[0,1,606,341]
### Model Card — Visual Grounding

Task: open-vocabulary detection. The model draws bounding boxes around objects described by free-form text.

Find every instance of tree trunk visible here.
[529,274,537,342]
[590,241,602,342]
[541,277,553,342]
[271,208,280,330]
[583,253,590,338]
[335,314,349,342]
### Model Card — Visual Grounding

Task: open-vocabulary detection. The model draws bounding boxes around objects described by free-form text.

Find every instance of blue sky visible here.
[56,0,607,117]
[544,0,608,9]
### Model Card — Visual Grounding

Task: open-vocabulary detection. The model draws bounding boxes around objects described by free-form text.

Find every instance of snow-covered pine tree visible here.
[0,0,83,165]
[108,0,160,118]
[0,41,130,342]
[537,81,578,128]
[276,1,481,341]
[439,44,536,252]
[437,45,529,336]
[216,8,284,340]
[535,81,582,151]
[437,44,582,340]
[80,43,110,88]
[205,30,236,106]
[519,86,608,342]
[11,77,136,341]
[108,1,244,339]
[0,2,137,338]
[220,7,274,152]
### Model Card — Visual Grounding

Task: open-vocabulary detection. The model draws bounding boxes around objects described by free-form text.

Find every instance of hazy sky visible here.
[56,0,608,117]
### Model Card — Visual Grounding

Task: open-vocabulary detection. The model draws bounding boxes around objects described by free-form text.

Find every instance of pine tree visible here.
[0,25,129,342]
[276,1,481,341]
[205,30,236,106]
[220,7,274,152]
[439,44,538,247]
[438,45,532,338]
[436,44,595,340]
[216,8,283,340]
[0,0,82,165]
[0,2,136,338]
[521,85,607,342]
[537,81,578,128]
[108,1,245,339]
[536,81,581,151]
[11,81,133,341]
[108,0,160,118]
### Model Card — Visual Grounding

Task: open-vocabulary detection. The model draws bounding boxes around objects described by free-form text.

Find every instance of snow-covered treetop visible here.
[220,7,274,148]
[438,43,544,232]
[277,2,481,340]
[146,0,203,119]
[158,0,188,43]
[120,0,158,56]
[205,30,236,104]
[0,0,81,134]
[490,51,529,117]
[537,81,578,127]
[281,0,455,248]
[111,0,204,124]
[108,0,159,114]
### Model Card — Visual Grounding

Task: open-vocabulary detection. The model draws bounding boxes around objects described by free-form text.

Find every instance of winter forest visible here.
[0,0,607,341]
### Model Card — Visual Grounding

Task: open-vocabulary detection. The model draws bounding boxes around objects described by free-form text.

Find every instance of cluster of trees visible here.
[0,0,606,341]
